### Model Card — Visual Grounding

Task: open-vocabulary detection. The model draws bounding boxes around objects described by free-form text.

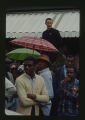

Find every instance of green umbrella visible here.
[6,48,40,60]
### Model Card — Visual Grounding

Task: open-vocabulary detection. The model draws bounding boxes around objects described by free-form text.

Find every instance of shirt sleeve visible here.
[5,78,15,89]
[5,78,16,98]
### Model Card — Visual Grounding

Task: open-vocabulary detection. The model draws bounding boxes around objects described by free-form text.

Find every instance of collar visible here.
[26,73,36,80]
[38,67,49,74]
[63,65,67,77]
[63,65,66,68]
[47,28,52,30]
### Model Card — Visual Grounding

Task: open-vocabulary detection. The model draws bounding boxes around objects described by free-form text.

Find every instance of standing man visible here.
[16,56,49,116]
[53,55,75,95]
[51,55,75,115]
[36,54,54,116]
[42,18,63,62]
[42,18,63,50]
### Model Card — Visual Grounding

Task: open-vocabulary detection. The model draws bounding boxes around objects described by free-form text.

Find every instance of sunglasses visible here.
[10,67,17,71]
[24,64,33,67]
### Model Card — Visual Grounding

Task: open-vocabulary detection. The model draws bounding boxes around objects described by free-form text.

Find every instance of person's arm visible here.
[27,93,36,100]
[5,78,16,98]
[35,77,49,103]
[62,77,70,88]
[7,87,16,96]
[55,30,63,50]
[42,32,45,39]
[16,79,38,106]
[61,79,78,98]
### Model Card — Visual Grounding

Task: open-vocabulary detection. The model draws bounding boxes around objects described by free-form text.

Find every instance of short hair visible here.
[66,55,75,60]
[45,18,53,23]
[24,56,36,65]
[37,59,50,67]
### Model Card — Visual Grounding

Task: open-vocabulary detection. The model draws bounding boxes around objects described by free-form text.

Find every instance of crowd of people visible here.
[5,18,79,116]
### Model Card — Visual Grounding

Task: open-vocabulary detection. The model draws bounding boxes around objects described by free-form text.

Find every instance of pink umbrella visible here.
[10,36,59,53]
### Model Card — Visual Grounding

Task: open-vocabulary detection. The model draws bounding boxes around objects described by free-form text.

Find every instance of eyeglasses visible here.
[24,64,33,67]
[10,67,17,71]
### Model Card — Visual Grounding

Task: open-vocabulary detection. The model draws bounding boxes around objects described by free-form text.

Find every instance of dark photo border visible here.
[0,0,83,120]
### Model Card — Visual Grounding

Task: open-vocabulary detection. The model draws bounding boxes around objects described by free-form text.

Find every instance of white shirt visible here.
[5,77,16,98]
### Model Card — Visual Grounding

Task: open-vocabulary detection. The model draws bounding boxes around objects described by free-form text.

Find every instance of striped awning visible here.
[6,10,80,38]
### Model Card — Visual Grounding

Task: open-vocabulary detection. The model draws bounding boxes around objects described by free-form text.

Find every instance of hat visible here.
[5,58,13,64]
[38,54,50,63]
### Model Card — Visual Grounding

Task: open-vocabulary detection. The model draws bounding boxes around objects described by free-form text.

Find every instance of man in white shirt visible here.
[5,77,16,108]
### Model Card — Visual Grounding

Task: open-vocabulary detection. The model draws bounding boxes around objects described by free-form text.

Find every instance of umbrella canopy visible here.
[10,36,59,53]
[6,48,40,60]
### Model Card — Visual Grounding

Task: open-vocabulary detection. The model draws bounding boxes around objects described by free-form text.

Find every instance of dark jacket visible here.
[53,66,65,96]
[42,28,63,49]
[51,66,65,115]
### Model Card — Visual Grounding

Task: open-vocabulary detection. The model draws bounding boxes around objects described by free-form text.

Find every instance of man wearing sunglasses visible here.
[16,56,49,116]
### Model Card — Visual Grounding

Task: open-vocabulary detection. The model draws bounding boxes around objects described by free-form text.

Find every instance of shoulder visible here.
[35,74,45,83]
[35,74,44,79]
[54,66,64,76]
[5,77,15,89]
[16,73,26,82]
[55,66,64,72]
[7,72,12,75]
[51,28,60,32]
[42,29,47,34]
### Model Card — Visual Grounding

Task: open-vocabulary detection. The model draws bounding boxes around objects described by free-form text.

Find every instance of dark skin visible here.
[63,68,78,98]
[24,60,35,79]
[31,60,49,99]
[62,68,76,89]
[27,93,36,100]
[62,68,79,108]
[24,60,36,99]
[36,60,49,72]
[65,57,75,68]
[62,56,75,89]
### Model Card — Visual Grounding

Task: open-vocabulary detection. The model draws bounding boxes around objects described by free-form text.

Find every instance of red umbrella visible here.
[10,36,59,53]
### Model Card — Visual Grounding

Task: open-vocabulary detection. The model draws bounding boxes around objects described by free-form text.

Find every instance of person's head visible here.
[36,54,50,72]
[24,56,36,77]
[5,58,13,72]
[10,63,17,72]
[45,18,53,29]
[67,67,76,81]
[16,60,23,67]
[65,55,75,67]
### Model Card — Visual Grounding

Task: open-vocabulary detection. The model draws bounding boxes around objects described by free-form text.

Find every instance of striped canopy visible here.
[10,36,58,53]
